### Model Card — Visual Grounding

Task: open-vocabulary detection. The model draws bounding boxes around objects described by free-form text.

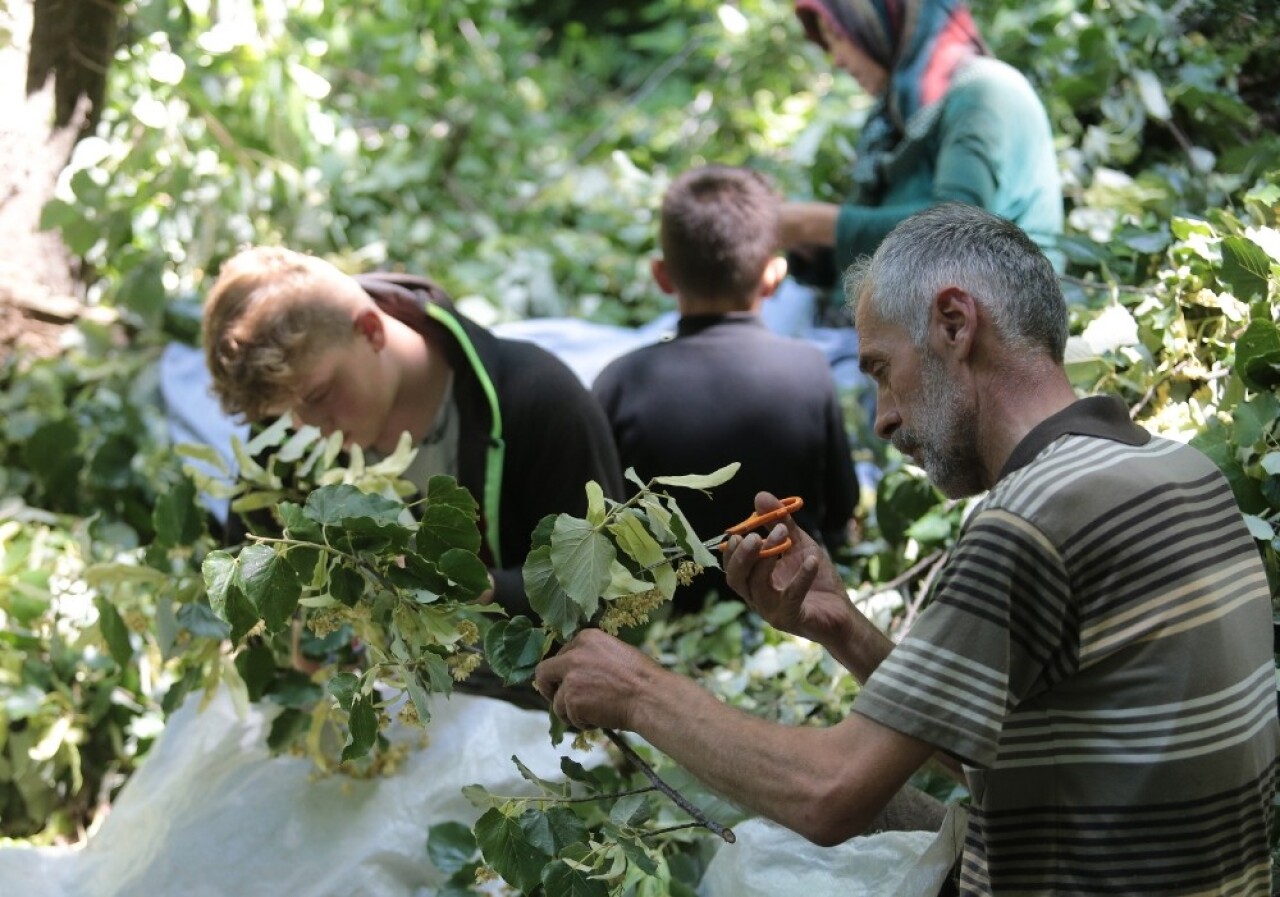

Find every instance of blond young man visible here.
[203,247,624,618]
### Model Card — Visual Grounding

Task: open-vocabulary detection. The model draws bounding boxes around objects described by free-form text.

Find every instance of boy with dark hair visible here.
[593,165,857,613]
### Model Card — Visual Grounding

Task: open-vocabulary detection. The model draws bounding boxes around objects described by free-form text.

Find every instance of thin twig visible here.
[856,549,945,602]
[640,821,706,840]
[900,551,949,631]
[1058,273,1147,295]
[602,728,736,843]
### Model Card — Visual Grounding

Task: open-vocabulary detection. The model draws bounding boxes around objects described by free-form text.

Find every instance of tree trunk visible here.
[0,0,120,362]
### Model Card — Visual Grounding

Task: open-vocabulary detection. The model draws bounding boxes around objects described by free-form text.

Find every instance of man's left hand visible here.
[534,629,660,732]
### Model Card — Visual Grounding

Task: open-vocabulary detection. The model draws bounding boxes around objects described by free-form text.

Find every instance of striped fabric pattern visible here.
[855,428,1279,896]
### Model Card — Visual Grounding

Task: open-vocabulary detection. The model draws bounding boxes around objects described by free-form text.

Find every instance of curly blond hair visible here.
[202,247,365,420]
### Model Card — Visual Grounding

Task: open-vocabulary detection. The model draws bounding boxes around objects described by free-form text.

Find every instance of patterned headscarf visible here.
[795,0,988,134]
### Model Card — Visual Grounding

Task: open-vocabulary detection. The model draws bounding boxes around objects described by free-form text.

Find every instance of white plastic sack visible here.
[700,803,967,897]
[0,686,603,897]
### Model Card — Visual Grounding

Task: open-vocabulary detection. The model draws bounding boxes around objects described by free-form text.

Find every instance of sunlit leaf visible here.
[549,517,613,612]
[652,462,740,491]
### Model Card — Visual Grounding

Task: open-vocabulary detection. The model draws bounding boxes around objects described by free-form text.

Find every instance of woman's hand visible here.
[779,201,840,250]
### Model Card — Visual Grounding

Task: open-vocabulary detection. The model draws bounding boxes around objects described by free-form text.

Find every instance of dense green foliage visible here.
[2,0,1278,889]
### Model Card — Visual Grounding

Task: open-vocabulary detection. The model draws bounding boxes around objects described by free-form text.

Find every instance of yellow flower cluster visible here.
[599,588,667,635]
[676,559,704,586]
[306,606,346,637]
[456,619,481,645]
[447,651,482,681]
[572,729,598,752]
[397,701,420,725]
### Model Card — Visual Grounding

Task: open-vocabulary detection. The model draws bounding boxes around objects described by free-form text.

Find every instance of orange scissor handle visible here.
[717,496,805,557]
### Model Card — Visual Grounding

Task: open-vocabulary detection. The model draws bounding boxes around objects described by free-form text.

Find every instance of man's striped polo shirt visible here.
[855,396,1278,896]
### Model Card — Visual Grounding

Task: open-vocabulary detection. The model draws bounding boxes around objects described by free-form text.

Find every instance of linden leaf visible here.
[549,517,614,612]
[652,462,740,491]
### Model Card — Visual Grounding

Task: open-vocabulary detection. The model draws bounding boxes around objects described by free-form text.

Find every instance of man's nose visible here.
[873,404,901,442]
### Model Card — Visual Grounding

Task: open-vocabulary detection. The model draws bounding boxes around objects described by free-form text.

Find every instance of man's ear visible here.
[929,286,977,359]
[760,255,789,298]
[353,307,386,351]
[650,258,677,295]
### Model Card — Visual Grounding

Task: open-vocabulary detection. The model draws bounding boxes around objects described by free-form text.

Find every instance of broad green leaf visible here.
[512,755,570,798]
[1232,392,1280,450]
[235,644,277,701]
[1243,514,1275,541]
[608,512,665,569]
[585,480,606,526]
[640,495,674,542]
[439,549,490,599]
[524,545,585,638]
[474,808,550,895]
[427,821,478,875]
[82,562,169,589]
[1220,236,1273,301]
[420,650,454,695]
[328,671,360,712]
[1260,452,1280,476]
[550,516,614,612]
[876,470,942,546]
[304,484,403,528]
[203,551,239,615]
[237,543,301,632]
[461,784,508,811]
[94,597,133,667]
[1235,319,1280,392]
[906,512,953,544]
[519,805,587,854]
[417,504,482,561]
[666,501,720,571]
[427,475,478,517]
[341,693,378,762]
[609,793,653,828]
[652,462,740,491]
[530,513,557,550]
[405,672,433,725]
[231,490,288,514]
[1132,69,1170,121]
[153,477,203,547]
[603,559,658,600]
[175,602,231,640]
[329,564,366,606]
[541,860,610,897]
[485,616,551,684]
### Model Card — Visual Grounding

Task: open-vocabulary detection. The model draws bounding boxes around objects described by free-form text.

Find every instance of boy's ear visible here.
[650,258,677,295]
[353,308,386,350]
[760,256,789,298]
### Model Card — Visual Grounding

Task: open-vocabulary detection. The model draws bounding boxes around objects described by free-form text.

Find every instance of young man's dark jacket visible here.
[356,273,625,616]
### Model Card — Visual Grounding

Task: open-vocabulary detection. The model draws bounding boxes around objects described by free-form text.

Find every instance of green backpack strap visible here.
[423,303,506,567]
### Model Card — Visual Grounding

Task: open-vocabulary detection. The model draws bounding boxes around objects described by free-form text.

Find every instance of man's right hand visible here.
[723,491,854,647]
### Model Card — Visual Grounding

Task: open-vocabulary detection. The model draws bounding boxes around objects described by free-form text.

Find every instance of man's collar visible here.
[998,395,1151,481]
[675,311,763,337]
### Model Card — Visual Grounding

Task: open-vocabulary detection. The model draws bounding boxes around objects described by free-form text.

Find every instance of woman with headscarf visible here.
[779,0,1064,316]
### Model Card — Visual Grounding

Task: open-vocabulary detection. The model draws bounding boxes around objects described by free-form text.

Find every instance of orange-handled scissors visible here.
[712,495,804,558]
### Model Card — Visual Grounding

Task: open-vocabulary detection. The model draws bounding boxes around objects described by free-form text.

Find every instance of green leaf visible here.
[153,477,203,547]
[485,616,551,684]
[652,462,740,491]
[530,513,557,550]
[329,564,366,606]
[439,548,491,599]
[427,475,479,517]
[666,501,719,570]
[550,516,614,611]
[176,602,231,640]
[609,792,653,828]
[342,693,378,762]
[624,467,647,491]
[876,470,942,546]
[585,479,606,526]
[541,860,610,897]
[519,805,587,854]
[523,545,585,638]
[417,504,482,561]
[1219,236,1273,301]
[428,821,479,875]
[279,503,323,543]
[608,512,665,569]
[235,644,277,701]
[304,484,404,528]
[474,808,550,894]
[1235,319,1280,392]
[328,671,360,712]
[203,551,239,615]
[94,597,133,667]
[603,559,658,600]
[1243,514,1275,541]
[237,543,301,632]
